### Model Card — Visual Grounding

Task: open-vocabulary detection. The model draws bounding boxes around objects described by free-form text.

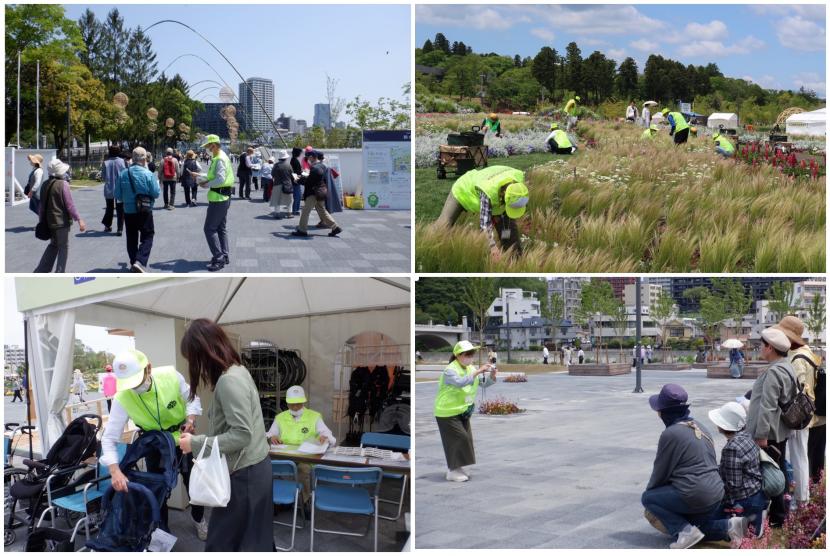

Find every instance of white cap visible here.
[761,327,790,352]
[112,349,149,391]
[708,401,747,432]
[286,385,307,404]
[453,340,481,356]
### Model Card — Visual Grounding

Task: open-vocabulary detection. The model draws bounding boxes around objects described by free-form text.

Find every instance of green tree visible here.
[806,295,826,347]
[345,95,410,130]
[652,290,676,362]
[442,55,483,100]
[461,278,497,364]
[542,292,564,347]
[123,27,158,88]
[531,46,558,99]
[683,286,727,359]
[564,42,583,96]
[716,278,751,338]
[578,280,615,364]
[100,8,128,88]
[617,57,639,100]
[583,51,616,103]
[611,302,628,361]
[766,281,798,323]
[433,33,450,54]
[488,67,542,110]
[426,303,458,325]
[422,39,433,53]
[77,8,104,78]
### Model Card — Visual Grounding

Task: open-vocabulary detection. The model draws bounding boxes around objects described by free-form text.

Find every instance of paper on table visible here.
[321,452,366,464]
[297,441,329,455]
[270,443,301,453]
[368,457,410,468]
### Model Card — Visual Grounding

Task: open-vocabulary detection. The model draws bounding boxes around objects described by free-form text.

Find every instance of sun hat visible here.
[761,327,790,352]
[285,385,307,404]
[504,182,529,219]
[27,153,44,166]
[200,134,221,147]
[708,401,747,432]
[649,383,689,411]
[277,149,290,160]
[649,124,658,131]
[574,96,581,101]
[112,349,149,391]
[775,316,806,347]
[453,340,481,356]
[550,123,560,130]
[47,158,70,177]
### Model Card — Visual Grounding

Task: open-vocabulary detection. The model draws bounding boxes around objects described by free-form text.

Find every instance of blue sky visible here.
[416,4,826,96]
[65,4,411,123]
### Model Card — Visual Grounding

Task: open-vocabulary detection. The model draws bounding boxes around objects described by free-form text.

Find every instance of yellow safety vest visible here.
[275,409,322,445]
[206,149,234,203]
[451,166,524,217]
[114,366,187,444]
[434,359,479,418]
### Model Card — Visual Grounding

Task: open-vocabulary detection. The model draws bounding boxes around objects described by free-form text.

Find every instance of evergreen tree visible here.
[77,9,105,79]
[531,46,557,97]
[564,41,583,94]
[422,39,434,53]
[123,26,157,88]
[433,32,451,54]
[617,57,639,100]
[513,54,522,67]
[101,8,128,88]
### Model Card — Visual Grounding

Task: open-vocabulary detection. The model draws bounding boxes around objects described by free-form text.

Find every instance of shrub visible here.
[478,397,524,415]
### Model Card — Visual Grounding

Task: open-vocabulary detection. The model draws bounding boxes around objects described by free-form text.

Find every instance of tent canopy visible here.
[786,108,826,137]
[707,113,739,128]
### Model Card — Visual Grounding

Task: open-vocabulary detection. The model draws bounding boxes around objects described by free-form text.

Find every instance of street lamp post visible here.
[633,277,644,393]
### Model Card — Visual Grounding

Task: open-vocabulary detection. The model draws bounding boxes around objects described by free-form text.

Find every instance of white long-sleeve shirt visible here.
[100,370,201,467]
[266,411,336,445]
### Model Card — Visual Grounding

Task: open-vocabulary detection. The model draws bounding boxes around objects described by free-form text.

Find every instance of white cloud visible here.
[607,49,627,62]
[749,5,825,19]
[743,75,783,90]
[415,5,527,31]
[685,20,728,40]
[678,35,764,58]
[530,28,555,42]
[517,4,666,36]
[793,72,826,96]
[777,16,826,52]
[629,39,658,52]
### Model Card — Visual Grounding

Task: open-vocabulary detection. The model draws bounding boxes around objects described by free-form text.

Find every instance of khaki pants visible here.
[298,196,337,232]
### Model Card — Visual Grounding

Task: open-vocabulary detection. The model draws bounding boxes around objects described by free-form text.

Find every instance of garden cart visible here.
[437,126,488,179]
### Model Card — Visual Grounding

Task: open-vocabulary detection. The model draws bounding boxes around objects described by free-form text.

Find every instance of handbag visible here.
[127,167,153,214]
[759,448,785,497]
[188,436,231,507]
[778,365,815,430]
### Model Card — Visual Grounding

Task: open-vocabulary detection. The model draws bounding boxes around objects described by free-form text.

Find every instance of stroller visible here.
[86,430,178,552]
[5,414,101,546]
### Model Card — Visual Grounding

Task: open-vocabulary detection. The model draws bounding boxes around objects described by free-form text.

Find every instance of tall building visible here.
[547,277,590,322]
[238,77,274,137]
[671,277,805,313]
[646,277,673,292]
[598,277,636,299]
[624,283,664,309]
[275,112,296,133]
[295,120,308,135]
[192,103,247,138]
[4,344,25,370]
[313,103,331,129]
[487,288,541,325]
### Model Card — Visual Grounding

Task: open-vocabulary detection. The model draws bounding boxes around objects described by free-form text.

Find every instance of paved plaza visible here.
[6,185,411,273]
[415,368,753,549]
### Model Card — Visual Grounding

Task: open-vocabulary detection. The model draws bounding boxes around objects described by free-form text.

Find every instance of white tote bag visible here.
[189,436,231,507]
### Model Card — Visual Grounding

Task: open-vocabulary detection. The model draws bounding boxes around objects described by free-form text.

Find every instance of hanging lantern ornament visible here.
[225,105,236,117]
[166,129,175,137]
[178,123,188,132]
[113,92,129,108]
[165,117,175,128]
[146,107,158,120]
[147,122,158,132]
[179,133,188,141]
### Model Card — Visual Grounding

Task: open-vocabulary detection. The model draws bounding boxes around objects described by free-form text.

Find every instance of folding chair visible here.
[360,432,410,521]
[310,465,382,552]
[272,460,304,551]
[37,442,128,542]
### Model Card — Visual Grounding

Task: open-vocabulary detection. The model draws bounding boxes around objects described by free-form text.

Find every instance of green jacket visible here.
[189,365,269,472]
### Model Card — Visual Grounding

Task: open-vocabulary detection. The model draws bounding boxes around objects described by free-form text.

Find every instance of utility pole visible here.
[66,93,71,168]
[16,51,21,147]
[633,277,644,393]
[36,60,40,149]
[505,294,511,364]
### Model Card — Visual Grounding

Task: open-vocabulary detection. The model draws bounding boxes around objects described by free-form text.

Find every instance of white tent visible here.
[16,277,410,450]
[786,108,826,137]
[707,112,739,130]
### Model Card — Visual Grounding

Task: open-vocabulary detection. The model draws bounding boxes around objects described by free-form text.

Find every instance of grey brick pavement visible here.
[6,185,411,273]
[415,368,752,549]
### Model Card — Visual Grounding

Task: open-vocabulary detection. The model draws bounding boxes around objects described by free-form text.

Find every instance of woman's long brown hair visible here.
[180,318,241,401]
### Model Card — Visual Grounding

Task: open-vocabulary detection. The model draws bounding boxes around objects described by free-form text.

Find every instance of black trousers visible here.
[124,211,154,267]
[808,425,825,483]
[11,391,23,402]
[162,181,176,206]
[34,226,70,273]
[252,176,259,191]
[548,140,573,154]
[205,456,272,551]
[183,183,198,205]
[238,174,251,198]
[674,128,689,145]
[102,198,124,231]
[764,439,789,526]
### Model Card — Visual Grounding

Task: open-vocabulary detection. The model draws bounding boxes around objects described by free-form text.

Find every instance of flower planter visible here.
[568,363,631,376]
[641,363,693,371]
[706,363,766,379]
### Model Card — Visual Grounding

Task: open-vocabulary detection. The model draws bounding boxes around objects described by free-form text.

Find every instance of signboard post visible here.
[361,130,411,210]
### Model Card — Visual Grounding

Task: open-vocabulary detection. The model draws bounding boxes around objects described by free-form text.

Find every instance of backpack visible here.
[792,354,826,417]
[777,364,815,430]
[162,156,176,179]
[759,448,786,498]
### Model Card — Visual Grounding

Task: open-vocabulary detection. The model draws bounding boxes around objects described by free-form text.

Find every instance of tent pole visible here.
[214,277,247,323]
[24,317,33,459]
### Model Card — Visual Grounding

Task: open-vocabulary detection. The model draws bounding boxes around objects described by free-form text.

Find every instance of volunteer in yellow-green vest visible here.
[662,108,690,145]
[545,123,576,154]
[641,124,659,140]
[565,95,580,131]
[100,349,208,539]
[712,133,735,158]
[194,134,234,272]
[481,113,502,137]
[434,341,497,482]
[435,166,530,255]
[267,385,336,504]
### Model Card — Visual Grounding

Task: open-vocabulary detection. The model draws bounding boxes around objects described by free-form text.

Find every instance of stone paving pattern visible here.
[415,368,752,549]
[6,185,410,273]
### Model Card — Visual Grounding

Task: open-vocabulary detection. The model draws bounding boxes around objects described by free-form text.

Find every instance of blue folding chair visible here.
[310,465,383,552]
[37,442,128,542]
[360,432,410,521]
[272,460,304,551]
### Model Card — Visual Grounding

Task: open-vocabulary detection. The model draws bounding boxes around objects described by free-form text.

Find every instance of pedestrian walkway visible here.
[415,369,750,549]
[6,186,410,273]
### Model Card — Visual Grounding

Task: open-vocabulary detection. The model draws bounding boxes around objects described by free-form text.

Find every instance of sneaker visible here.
[163,204,169,209]
[168,205,175,210]
[328,226,343,237]
[131,262,146,273]
[191,202,197,207]
[192,516,208,541]
[461,466,472,478]
[292,211,301,216]
[669,525,704,549]
[291,230,309,237]
[445,469,469,482]
[104,226,112,232]
[727,516,747,545]
[116,230,123,236]
[223,255,229,265]
[206,261,224,272]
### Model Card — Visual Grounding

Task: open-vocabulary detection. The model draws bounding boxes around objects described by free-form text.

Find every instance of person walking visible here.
[34,159,87,273]
[269,150,294,219]
[260,156,274,203]
[434,341,496,482]
[11,378,23,403]
[25,154,45,216]
[578,347,585,364]
[250,149,262,192]
[236,146,253,199]
[72,369,87,403]
[102,349,206,539]
[291,150,342,237]
[729,348,745,378]
[102,364,116,413]
[178,319,272,552]
[745,327,797,528]
[661,108,690,145]
[194,134,234,272]
[115,147,160,273]
[641,384,724,549]
[160,148,179,210]
[290,147,303,215]
[180,150,200,207]
[101,145,126,234]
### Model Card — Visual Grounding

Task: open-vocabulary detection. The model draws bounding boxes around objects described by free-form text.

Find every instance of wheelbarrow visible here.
[437,125,488,179]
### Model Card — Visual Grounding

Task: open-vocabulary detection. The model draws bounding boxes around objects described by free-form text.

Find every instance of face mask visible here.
[289,408,304,418]
[133,375,152,394]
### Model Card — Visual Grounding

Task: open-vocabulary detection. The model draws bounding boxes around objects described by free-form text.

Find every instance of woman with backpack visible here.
[34,158,87,272]
[434,341,496,482]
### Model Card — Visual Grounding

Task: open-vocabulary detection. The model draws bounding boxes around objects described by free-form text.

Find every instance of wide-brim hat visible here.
[504,182,529,219]
[27,153,44,166]
[649,383,689,411]
[453,340,481,356]
[200,134,221,147]
[47,158,70,177]
[708,401,747,432]
[277,149,290,160]
[285,385,307,404]
[112,349,149,391]
[775,316,806,347]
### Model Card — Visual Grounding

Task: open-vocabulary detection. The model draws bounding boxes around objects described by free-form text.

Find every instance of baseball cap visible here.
[286,385,307,404]
[453,340,481,356]
[504,182,530,219]
[200,134,221,147]
[112,349,149,391]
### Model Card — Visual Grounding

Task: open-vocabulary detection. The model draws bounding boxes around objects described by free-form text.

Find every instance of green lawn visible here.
[415,152,555,222]
[70,179,101,188]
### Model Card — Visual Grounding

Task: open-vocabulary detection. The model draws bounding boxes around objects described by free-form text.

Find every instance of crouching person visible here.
[545,123,577,154]
[641,384,724,549]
